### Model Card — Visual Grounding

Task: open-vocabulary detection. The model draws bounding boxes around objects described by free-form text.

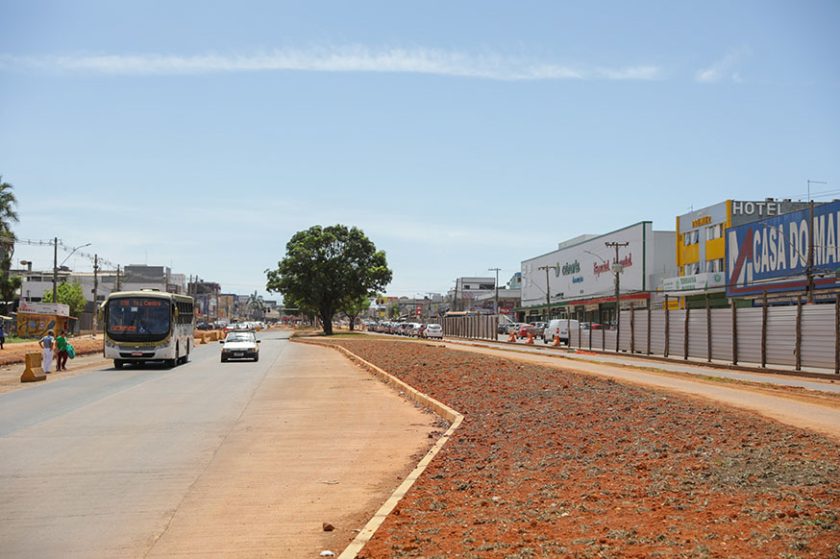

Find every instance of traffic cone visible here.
[526,332,535,345]
[552,335,561,347]
[507,331,517,343]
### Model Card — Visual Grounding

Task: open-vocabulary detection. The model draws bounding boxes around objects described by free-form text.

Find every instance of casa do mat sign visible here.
[726,200,840,296]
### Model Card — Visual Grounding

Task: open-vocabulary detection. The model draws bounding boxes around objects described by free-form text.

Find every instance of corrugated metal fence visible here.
[443,315,498,341]
[443,301,840,373]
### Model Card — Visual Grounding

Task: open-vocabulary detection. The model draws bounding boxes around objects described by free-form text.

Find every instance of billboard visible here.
[521,222,655,307]
[726,200,840,296]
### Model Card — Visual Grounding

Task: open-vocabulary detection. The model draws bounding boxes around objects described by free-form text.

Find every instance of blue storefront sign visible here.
[726,200,840,296]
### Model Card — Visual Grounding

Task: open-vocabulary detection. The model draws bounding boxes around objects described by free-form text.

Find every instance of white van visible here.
[543,319,580,345]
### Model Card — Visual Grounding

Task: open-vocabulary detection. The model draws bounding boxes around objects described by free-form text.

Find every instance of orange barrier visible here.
[526,333,535,345]
[21,352,47,383]
[551,335,561,347]
[507,331,517,343]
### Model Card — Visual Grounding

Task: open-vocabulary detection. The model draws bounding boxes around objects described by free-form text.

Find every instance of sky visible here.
[1,1,839,301]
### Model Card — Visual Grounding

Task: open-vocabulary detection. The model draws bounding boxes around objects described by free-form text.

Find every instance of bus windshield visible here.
[106,297,172,342]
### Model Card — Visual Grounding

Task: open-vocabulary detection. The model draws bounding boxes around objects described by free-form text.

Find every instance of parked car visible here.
[424,324,443,339]
[514,322,544,339]
[220,330,260,362]
[529,322,547,338]
[543,319,580,344]
[497,320,515,334]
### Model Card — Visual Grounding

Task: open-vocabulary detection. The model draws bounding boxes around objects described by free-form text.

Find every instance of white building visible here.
[521,221,677,324]
[449,276,497,312]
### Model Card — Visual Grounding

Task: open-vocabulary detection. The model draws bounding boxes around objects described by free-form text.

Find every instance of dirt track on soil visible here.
[322,339,839,559]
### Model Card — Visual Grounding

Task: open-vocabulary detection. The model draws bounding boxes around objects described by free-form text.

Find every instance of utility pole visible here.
[807,199,816,303]
[92,254,99,333]
[488,267,501,315]
[538,264,559,321]
[52,237,58,302]
[806,180,827,304]
[116,265,121,291]
[605,241,629,352]
[453,281,459,312]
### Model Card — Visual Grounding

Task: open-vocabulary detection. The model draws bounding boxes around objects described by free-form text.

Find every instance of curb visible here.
[291,339,463,559]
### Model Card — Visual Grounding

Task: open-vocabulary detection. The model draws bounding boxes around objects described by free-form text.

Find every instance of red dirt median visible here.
[322,339,839,559]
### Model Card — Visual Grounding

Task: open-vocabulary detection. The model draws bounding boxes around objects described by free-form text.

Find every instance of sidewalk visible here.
[445,336,840,394]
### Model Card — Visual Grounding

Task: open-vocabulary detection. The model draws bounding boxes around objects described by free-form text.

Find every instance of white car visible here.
[543,319,580,345]
[423,324,443,339]
[220,331,260,362]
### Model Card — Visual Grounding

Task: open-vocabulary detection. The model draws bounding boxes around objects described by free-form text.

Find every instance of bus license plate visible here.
[233,352,244,357]
[131,352,143,357]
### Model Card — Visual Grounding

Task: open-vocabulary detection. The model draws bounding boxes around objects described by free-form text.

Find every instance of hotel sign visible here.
[726,200,840,296]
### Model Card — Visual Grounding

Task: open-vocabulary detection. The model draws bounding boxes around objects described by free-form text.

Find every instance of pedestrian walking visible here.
[56,330,69,371]
[39,330,55,374]
[0,321,5,349]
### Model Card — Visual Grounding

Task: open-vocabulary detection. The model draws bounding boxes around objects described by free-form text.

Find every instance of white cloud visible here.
[0,46,662,81]
[695,48,750,83]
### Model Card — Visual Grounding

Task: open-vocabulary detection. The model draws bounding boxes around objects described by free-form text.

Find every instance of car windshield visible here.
[226,333,255,343]
[106,297,171,342]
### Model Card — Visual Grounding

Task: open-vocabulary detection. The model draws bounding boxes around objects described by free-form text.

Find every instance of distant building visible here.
[449,277,496,313]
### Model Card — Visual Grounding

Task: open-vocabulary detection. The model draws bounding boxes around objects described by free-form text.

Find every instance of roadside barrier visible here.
[552,335,561,347]
[526,332,535,345]
[20,352,47,383]
[507,331,517,343]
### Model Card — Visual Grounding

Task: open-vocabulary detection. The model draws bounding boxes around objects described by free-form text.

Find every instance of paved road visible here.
[0,331,436,558]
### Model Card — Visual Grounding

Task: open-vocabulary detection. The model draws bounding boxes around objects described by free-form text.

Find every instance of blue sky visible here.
[2,1,838,300]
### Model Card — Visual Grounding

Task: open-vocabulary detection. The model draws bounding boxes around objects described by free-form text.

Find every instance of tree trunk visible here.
[320,309,334,335]
[348,316,356,331]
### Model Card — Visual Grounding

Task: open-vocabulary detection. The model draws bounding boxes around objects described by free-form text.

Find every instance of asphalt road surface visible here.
[0,331,436,558]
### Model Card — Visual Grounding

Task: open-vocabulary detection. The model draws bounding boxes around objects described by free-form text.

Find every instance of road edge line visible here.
[292,339,463,559]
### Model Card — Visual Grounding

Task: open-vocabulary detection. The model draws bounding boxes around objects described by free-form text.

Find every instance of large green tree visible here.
[42,281,87,318]
[0,177,19,314]
[266,225,392,335]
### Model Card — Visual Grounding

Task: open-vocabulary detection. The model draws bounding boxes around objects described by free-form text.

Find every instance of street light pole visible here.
[92,254,99,333]
[52,237,58,302]
[53,240,93,302]
[538,264,559,321]
[605,241,629,352]
[488,267,501,315]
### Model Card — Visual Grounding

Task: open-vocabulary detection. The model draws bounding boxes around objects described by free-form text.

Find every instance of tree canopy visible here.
[266,225,392,335]
[42,281,87,318]
[0,176,19,313]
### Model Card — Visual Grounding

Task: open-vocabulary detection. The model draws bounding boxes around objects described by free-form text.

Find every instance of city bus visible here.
[101,289,195,369]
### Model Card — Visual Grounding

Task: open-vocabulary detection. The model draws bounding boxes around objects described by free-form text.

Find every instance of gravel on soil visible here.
[320,339,840,559]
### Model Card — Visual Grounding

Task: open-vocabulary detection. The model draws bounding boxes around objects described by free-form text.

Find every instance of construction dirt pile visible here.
[0,336,103,367]
[324,339,839,559]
